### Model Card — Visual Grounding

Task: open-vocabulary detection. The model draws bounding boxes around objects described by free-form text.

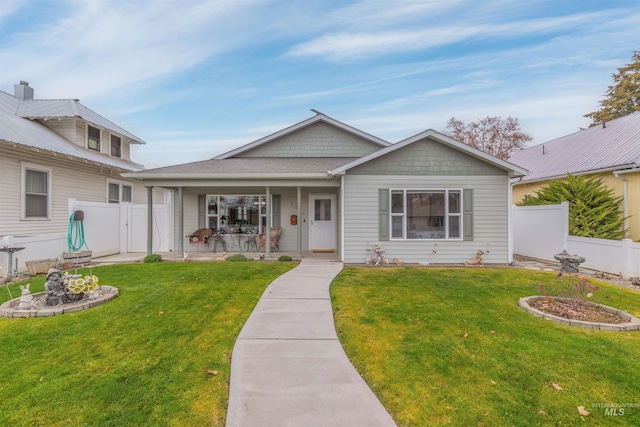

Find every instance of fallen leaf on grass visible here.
[159,311,164,315]
[538,409,547,415]
[490,330,496,334]
[463,333,469,338]
[552,383,563,391]
[490,380,496,385]
[483,412,489,417]
[204,369,218,375]
[577,406,590,416]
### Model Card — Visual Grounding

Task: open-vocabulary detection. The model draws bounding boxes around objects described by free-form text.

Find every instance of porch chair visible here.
[259,227,282,252]
[186,228,213,251]
[244,229,259,252]
[211,229,227,253]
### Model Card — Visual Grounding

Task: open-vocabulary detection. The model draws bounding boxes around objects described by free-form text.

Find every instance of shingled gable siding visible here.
[342,139,509,264]
[236,122,382,158]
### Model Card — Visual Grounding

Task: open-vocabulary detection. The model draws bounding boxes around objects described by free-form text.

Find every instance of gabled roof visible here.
[215,111,390,159]
[508,112,640,183]
[329,129,529,177]
[14,94,145,144]
[0,90,144,171]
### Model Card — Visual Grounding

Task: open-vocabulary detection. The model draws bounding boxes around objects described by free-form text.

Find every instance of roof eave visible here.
[122,172,333,179]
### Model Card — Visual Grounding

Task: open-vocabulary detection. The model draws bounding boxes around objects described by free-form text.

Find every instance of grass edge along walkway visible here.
[0,261,295,427]
[331,266,640,427]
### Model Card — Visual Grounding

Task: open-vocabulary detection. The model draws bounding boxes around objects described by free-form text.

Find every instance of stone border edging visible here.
[0,286,119,318]
[519,296,640,331]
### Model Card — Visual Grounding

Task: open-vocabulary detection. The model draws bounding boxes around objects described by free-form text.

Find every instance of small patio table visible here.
[0,246,25,277]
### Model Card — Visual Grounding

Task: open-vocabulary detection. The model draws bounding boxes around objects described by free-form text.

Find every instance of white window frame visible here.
[87,124,101,151]
[21,162,52,220]
[206,194,271,232]
[110,134,122,158]
[107,180,133,204]
[390,188,463,240]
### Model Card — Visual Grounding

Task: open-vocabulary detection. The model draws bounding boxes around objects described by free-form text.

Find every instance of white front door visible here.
[309,194,336,251]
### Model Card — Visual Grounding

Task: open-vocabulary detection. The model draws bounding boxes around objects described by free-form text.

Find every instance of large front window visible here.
[391,189,462,239]
[207,195,268,233]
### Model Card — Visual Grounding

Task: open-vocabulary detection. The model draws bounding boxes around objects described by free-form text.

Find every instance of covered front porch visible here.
[142,179,344,260]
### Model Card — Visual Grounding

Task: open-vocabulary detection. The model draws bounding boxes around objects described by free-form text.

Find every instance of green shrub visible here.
[143,254,163,263]
[226,254,253,262]
[277,255,293,262]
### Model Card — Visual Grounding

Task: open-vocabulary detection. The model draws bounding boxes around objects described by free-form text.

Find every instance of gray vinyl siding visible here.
[342,175,510,264]
[238,122,382,158]
[0,144,152,237]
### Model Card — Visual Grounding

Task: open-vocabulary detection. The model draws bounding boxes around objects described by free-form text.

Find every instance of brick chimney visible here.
[14,81,34,100]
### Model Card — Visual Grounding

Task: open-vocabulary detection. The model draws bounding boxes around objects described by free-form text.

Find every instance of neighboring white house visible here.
[127,111,528,264]
[0,82,170,274]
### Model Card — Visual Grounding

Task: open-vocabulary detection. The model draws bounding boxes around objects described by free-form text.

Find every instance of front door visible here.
[309,194,336,251]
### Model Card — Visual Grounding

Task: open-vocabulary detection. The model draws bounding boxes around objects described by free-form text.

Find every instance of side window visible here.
[111,134,122,157]
[22,163,51,219]
[108,182,133,203]
[88,125,101,151]
[108,183,120,203]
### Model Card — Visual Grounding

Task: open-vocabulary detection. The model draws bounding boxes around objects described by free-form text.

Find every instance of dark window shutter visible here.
[379,189,389,241]
[198,195,205,228]
[272,195,281,228]
[463,189,473,241]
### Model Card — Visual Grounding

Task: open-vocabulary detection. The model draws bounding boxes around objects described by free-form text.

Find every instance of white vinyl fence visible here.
[512,202,640,277]
[0,199,172,275]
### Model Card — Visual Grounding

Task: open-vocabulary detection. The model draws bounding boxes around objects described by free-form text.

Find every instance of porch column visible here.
[147,186,154,255]
[297,187,302,257]
[265,187,271,258]
[177,187,184,256]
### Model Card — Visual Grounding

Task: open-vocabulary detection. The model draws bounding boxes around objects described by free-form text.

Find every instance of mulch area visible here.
[528,297,627,324]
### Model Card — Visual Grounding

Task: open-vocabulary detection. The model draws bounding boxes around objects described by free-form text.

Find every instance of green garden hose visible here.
[68,213,89,252]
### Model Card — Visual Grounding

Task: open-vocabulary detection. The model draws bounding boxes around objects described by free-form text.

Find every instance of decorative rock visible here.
[553,249,585,273]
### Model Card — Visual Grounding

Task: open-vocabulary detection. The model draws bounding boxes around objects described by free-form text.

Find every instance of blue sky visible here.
[1,0,639,169]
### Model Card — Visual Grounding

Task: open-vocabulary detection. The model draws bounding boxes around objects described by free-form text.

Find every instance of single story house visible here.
[509,112,640,240]
[127,111,528,264]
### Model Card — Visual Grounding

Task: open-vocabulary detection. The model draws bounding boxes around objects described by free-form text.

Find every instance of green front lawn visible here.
[331,267,640,426]
[0,262,294,426]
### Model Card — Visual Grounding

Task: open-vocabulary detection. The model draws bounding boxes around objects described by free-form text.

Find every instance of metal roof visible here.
[0,90,145,171]
[508,112,640,182]
[16,96,145,144]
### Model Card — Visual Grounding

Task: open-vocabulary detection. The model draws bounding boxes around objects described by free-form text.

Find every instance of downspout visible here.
[340,174,345,262]
[613,171,629,238]
[509,176,524,264]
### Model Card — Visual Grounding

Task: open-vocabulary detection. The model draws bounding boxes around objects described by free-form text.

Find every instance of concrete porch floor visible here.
[92,250,341,265]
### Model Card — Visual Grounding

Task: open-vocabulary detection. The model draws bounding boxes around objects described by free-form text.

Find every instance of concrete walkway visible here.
[226,259,396,427]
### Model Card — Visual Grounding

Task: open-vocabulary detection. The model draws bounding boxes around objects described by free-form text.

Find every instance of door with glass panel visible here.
[309,195,336,251]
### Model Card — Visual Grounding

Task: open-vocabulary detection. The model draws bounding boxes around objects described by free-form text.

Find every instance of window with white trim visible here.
[108,182,133,203]
[206,195,270,232]
[110,134,122,157]
[22,163,52,219]
[390,189,462,239]
[88,125,101,151]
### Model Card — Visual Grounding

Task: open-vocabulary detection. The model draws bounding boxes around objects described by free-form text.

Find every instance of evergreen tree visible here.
[585,51,640,126]
[518,175,627,240]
